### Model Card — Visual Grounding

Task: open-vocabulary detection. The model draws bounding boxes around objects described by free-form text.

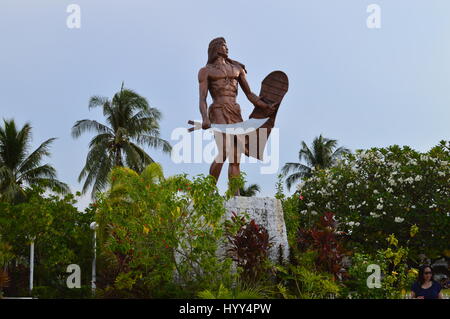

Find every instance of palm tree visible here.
[281,135,350,191]
[239,183,261,197]
[0,119,69,203]
[72,83,172,198]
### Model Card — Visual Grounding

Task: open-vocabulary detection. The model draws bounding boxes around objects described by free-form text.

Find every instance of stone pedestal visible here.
[224,196,289,262]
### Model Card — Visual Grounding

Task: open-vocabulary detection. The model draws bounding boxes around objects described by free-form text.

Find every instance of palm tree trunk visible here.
[114,146,123,167]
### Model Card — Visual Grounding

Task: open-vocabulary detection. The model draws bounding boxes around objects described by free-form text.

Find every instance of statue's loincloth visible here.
[208,102,245,162]
[208,102,243,124]
[207,101,270,162]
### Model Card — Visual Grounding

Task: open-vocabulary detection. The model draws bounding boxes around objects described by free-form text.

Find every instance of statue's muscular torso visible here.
[206,61,241,104]
[198,61,244,125]
[198,57,272,127]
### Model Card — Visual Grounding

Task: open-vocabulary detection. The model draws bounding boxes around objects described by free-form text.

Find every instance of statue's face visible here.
[217,42,228,57]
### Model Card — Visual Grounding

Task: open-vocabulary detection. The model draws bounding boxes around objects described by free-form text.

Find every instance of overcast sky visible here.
[1,0,449,209]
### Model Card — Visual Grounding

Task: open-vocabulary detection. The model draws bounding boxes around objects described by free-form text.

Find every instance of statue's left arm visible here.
[238,68,274,112]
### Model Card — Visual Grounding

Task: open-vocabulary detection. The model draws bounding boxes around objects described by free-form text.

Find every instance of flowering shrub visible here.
[294,141,450,259]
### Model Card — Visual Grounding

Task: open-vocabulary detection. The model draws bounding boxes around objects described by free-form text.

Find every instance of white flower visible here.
[373,189,379,194]
[376,204,383,210]
[438,171,445,177]
[349,205,356,209]
[306,202,315,208]
[311,211,318,216]
[347,183,354,188]
[387,187,393,193]
[370,212,380,218]
[300,210,308,215]
[348,221,355,227]
[411,205,416,209]
[394,217,404,223]
[355,222,360,227]
[388,179,397,186]
[415,175,422,182]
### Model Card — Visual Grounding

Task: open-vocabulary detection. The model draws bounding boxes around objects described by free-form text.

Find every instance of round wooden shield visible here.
[249,71,288,122]
[245,71,288,160]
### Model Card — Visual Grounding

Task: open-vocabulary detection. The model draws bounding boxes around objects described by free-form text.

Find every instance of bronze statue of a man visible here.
[197,37,276,184]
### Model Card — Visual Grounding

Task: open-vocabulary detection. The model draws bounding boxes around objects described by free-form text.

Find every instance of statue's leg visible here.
[228,135,241,196]
[209,161,223,182]
[209,132,227,182]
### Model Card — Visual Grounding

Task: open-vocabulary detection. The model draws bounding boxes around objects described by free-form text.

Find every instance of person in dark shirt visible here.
[411,265,443,299]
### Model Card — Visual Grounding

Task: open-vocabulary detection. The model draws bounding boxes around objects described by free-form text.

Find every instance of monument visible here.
[188,37,289,261]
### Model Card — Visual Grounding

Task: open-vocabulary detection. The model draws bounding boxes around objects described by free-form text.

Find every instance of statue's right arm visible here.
[198,67,211,129]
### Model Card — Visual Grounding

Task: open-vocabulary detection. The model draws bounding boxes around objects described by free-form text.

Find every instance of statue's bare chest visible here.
[207,63,239,81]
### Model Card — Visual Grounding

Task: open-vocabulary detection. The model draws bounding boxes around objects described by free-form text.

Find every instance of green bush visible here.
[275,251,341,299]
[344,235,416,299]
[0,186,93,296]
[32,285,93,299]
[94,164,234,298]
[197,283,269,299]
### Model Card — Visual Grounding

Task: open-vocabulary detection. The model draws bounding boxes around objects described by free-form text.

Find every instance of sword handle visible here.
[187,120,202,132]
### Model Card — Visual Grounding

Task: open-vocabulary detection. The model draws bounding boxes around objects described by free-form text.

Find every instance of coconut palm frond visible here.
[72,84,172,198]
[283,135,351,190]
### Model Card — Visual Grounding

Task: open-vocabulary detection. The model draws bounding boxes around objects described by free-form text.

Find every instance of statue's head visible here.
[207,37,228,64]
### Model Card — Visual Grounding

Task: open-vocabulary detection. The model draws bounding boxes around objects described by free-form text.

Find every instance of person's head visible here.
[207,37,228,64]
[417,265,434,284]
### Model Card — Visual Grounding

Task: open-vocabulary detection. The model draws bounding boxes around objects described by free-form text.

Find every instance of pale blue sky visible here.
[1,1,449,208]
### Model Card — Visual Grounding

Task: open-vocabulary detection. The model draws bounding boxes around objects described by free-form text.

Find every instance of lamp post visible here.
[90,222,98,292]
[29,239,35,294]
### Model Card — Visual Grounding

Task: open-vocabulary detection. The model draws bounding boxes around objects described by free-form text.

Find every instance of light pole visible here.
[90,222,98,293]
[29,239,35,294]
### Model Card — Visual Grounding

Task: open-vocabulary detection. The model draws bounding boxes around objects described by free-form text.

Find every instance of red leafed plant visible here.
[297,212,344,278]
[0,270,9,294]
[225,213,272,283]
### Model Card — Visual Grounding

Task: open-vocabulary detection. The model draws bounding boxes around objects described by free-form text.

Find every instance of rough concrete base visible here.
[224,196,289,262]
